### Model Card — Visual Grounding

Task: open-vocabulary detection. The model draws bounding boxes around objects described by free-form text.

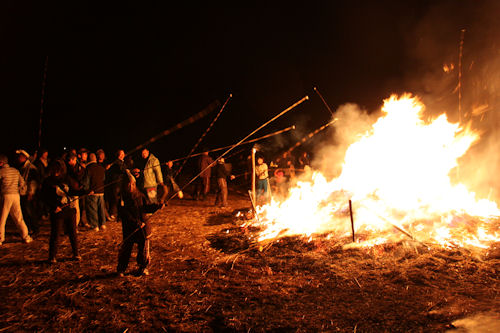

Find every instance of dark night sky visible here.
[0,0,494,163]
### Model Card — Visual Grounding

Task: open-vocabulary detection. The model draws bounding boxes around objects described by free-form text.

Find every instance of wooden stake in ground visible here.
[252,147,256,204]
[248,190,260,223]
[349,199,355,242]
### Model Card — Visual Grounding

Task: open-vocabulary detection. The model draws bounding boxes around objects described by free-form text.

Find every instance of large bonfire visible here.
[248,94,500,249]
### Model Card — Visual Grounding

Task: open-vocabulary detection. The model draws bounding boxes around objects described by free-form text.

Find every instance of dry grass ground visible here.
[0,191,499,332]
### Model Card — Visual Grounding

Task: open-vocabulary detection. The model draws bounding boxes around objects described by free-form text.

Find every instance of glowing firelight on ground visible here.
[249,94,500,248]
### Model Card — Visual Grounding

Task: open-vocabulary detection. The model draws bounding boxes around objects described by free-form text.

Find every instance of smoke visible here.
[447,312,500,333]
[403,0,500,200]
[309,0,500,203]
[312,103,378,179]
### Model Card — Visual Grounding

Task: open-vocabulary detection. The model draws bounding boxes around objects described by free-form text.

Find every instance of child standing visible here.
[255,157,269,204]
[117,171,151,276]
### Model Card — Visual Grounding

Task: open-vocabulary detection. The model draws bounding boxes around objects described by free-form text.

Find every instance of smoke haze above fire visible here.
[311,0,500,201]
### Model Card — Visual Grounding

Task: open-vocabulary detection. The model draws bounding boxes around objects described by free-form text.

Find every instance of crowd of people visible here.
[0,145,310,275]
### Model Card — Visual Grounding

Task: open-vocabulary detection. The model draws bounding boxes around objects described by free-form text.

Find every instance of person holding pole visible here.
[41,161,79,263]
[117,170,151,277]
[214,158,234,207]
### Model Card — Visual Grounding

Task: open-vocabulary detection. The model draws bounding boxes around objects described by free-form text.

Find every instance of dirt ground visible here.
[1,190,499,332]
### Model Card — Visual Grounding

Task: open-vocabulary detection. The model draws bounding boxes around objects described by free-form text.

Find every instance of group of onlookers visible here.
[0,147,164,274]
[0,145,310,274]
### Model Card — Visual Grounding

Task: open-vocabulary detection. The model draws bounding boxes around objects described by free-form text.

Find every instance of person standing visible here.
[214,158,234,207]
[255,157,269,203]
[163,160,183,200]
[0,154,33,245]
[85,153,107,231]
[106,149,127,221]
[77,148,89,226]
[96,149,107,168]
[77,148,89,168]
[16,149,41,236]
[197,151,213,200]
[139,148,165,206]
[117,171,151,276]
[66,152,86,228]
[34,149,50,219]
[41,161,80,263]
[34,149,49,182]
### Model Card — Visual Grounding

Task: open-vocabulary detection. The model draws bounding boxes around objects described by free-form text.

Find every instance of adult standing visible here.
[34,149,50,219]
[106,149,127,221]
[16,149,41,236]
[66,152,86,228]
[41,161,80,263]
[77,148,89,226]
[85,153,107,231]
[0,154,32,245]
[163,160,183,200]
[139,148,165,206]
[34,149,49,182]
[197,151,213,200]
[214,158,234,207]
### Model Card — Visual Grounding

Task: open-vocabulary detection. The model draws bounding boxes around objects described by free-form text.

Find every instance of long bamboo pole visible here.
[174,94,232,178]
[313,86,334,116]
[126,100,220,156]
[167,96,309,203]
[285,118,337,154]
[458,28,466,124]
[169,125,295,163]
[252,147,256,204]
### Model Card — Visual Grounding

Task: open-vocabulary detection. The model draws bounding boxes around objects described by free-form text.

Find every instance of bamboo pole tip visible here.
[229,93,233,97]
[313,87,317,91]
[305,95,309,100]
[292,125,296,130]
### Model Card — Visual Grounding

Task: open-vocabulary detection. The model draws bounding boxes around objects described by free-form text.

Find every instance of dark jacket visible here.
[85,161,106,194]
[119,190,151,238]
[107,159,126,184]
[34,159,48,181]
[214,162,230,179]
[66,163,86,196]
[41,176,74,213]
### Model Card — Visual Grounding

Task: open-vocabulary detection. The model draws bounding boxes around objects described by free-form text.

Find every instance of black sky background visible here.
[0,0,491,164]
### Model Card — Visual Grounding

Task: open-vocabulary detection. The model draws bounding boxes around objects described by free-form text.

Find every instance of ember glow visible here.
[249,94,500,248]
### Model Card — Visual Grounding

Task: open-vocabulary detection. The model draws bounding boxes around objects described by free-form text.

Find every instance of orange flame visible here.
[250,94,500,248]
